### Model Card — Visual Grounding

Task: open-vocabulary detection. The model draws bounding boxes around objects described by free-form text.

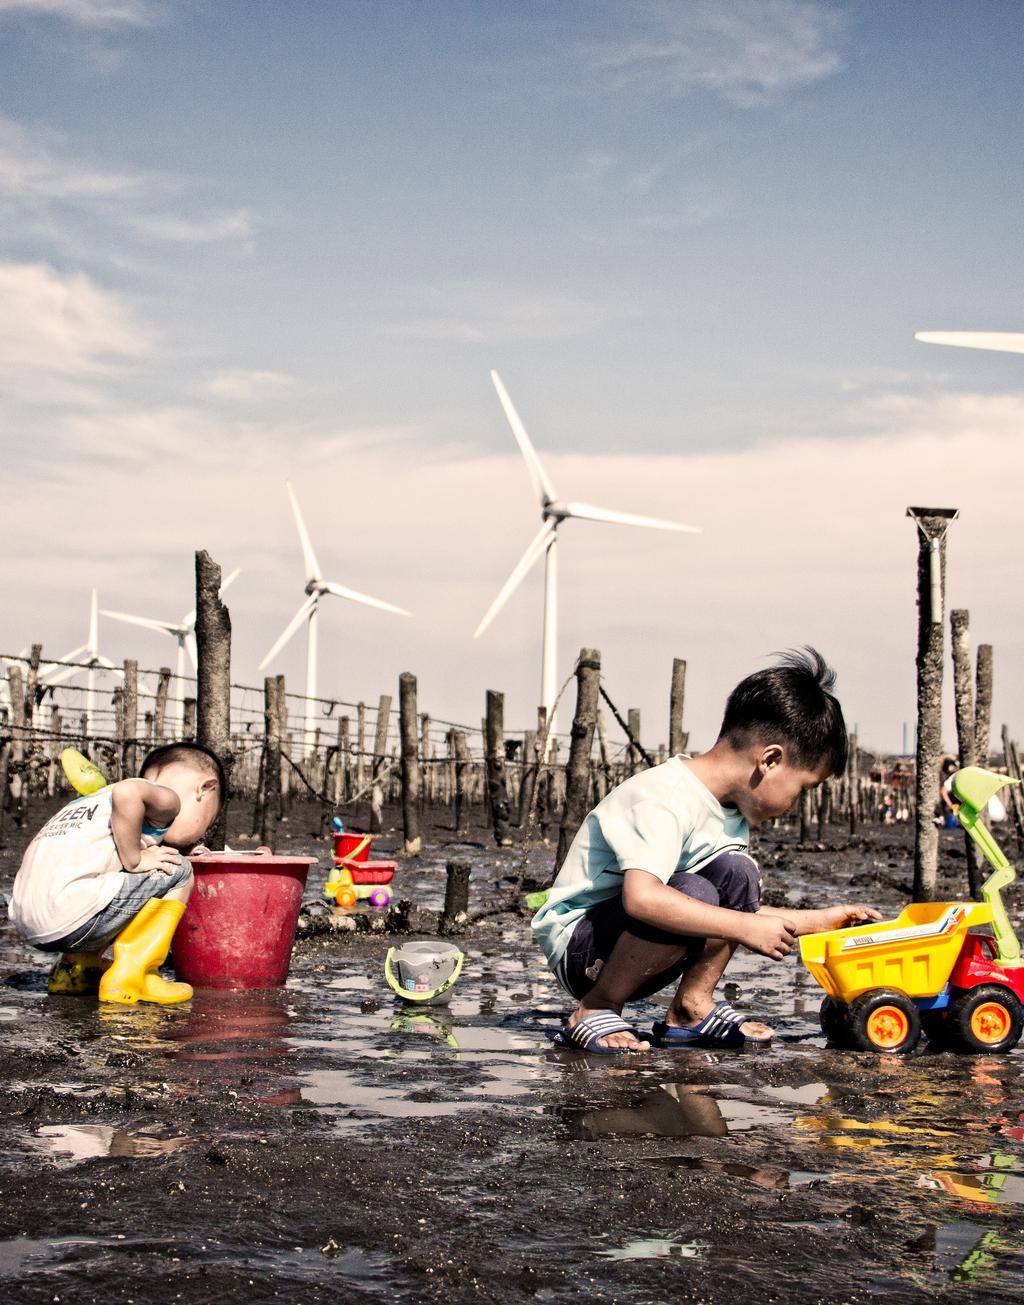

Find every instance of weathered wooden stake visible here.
[799,788,812,844]
[369,694,391,834]
[260,675,282,847]
[847,733,859,835]
[153,667,172,741]
[355,702,367,795]
[399,673,422,854]
[669,657,688,755]
[484,690,513,847]
[182,697,196,741]
[556,648,601,872]
[950,609,982,894]
[975,645,993,766]
[453,729,469,833]
[908,507,958,901]
[195,549,232,850]
[335,716,350,805]
[628,708,642,774]
[441,860,472,934]
[122,660,138,774]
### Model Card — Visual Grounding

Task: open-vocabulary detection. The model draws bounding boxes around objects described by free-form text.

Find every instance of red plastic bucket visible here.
[332,831,374,862]
[171,853,317,990]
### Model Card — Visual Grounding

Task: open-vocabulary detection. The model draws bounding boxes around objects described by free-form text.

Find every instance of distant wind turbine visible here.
[39,589,118,734]
[915,332,1024,355]
[260,482,411,753]
[101,569,241,732]
[475,370,701,738]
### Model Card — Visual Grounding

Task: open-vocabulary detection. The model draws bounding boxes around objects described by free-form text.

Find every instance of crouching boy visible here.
[9,743,224,1005]
[533,648,879,1053]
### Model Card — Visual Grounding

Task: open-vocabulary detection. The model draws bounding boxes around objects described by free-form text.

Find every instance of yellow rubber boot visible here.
[47,951,109,995]
[98,899,193,1006]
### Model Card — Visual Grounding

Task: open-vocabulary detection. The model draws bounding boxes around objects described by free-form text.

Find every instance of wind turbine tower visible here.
[475,371,700,740]
[260,482,411,754]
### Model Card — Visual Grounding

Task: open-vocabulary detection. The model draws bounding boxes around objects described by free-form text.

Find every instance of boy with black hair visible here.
[10,742,224,1006]
[533,648,880,1054]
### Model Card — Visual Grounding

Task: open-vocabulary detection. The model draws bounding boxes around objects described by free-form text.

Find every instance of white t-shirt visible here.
[9,783,169,946]
[531,757,749,967]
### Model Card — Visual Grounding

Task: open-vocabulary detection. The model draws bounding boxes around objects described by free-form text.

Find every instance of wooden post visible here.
[122,660,138,775]
[817,779,831,841]
[113,685,125,780]
[258,675,281,846]
[441,860,472,934]
[453,729,469,834]
[1001,726,1024,846]
[907,507,958,901]
[399,673,422,854]
[47,706,61,796]
[369,694,391,834]
[355,702,366,795]
[195,549,232,849]
[182,697,196,740]
[975,645,993,766]
[484,689,513,847]
[669,657,687,755]
[517,729,538,826]
[799,789,812,844]
[628,708,642,774]
[556,648,601,872]
[847,733,859,835]
[8,664,26,821]
[420,714,432,805]
[335,716,350,805]
[950,609,982,894]
[153,667,172,742]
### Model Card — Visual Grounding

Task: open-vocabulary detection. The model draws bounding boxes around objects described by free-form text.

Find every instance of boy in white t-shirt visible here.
[10,743,223,1006]
[534,648,880,1054]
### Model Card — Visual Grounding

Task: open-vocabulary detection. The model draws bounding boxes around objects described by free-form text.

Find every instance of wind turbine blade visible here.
[321,582,411,617]
[88,589,99,652]
[915,331,1024,355]
[259,595,317,670]
[96,655,120,673]
[40,646,89,682]
[219,567,241,597]
[490,370,557,505]
[184,632,198,674]
[100,610,177,635]
[287,482,321,581]
[563,502,702,533]
[474,519,557,639]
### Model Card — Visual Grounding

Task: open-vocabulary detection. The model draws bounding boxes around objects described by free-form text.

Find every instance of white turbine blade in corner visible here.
[322,581,411,617]
[915,331,1024,355]
[490,371,558,505]
[219,567,242,597]
[184,632,198,674]
[563,502,702,533]
[287,482,322,581]
[100,610,177,635]
[88,588,99,652]
[259,595,317,669]
[474,518,557,639]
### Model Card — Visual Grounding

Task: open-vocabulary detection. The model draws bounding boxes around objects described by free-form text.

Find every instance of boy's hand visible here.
[816,903,883,931]
[740,913,796,960]
[129,845,182,876]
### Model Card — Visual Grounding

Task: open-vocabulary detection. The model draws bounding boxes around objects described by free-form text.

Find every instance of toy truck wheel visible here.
[819,997,855,1047]
[848,990,921,1054]
[947,985,1023,1054]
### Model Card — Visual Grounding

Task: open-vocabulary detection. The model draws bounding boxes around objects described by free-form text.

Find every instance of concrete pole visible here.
[305,599,318,758]
[541,530,559,746]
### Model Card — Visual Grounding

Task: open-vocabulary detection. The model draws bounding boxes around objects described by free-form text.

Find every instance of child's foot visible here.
[665,998,773,1043]
[562,1006,651,1053]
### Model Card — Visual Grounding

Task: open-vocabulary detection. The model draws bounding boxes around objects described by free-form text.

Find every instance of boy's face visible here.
[147,764,221,849]
[736,745,831,825]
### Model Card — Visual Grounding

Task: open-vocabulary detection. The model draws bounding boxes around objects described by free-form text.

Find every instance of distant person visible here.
[533,648,880,1054]
[9,743,224,1005]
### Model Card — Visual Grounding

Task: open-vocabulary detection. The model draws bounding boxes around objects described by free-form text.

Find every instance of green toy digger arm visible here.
[954,767,1022,966]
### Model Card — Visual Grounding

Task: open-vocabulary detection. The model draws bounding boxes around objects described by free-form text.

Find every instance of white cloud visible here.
[0,115,252,248]
[389,280,622,344]
[0,260,152,403]
[204,369,297,403]
[0,0,150,25]
[585,0,843,106]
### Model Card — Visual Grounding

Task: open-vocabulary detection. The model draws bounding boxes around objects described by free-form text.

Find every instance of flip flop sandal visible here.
[553,1009,646,1055]
[651,1001,771,1049]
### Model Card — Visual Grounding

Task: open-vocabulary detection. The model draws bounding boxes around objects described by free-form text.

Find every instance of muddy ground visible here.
[1,801,1023,1304]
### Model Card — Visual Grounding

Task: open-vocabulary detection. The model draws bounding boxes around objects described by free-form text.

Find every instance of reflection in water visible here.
[389,1010,460,1051]
[566,1083,793,1141]
[32,1124,193,1166]
[598,1236,708,1261]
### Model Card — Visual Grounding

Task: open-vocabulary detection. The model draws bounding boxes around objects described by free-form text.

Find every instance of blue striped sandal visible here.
[553,1009,648,1055]
[651,1001,772,1049]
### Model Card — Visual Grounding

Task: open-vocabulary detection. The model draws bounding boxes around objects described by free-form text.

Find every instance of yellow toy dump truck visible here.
[799,767,1024,1054]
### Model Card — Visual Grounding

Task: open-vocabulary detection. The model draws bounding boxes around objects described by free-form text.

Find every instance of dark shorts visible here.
[37,858,194,954]
[553,850,762,1002]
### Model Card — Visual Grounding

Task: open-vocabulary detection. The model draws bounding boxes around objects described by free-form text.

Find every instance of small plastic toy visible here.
[60,748,107,796]
[324,863,357,910]
[384,941,464,1005]
[323,822,395,910]
[800,766,1024,1054]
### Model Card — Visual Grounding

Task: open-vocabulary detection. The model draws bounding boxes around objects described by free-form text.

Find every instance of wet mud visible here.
[1,805,1023,1303]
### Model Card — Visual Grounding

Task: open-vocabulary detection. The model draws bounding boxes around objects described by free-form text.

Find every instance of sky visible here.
[2,0,1024,754]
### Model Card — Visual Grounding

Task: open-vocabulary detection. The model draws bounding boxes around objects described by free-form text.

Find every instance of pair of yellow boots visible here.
[47,898,193,1005]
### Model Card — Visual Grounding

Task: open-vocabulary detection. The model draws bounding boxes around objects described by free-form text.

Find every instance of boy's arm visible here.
[110,780,182,875]
[759,903,882,936]
[622,869,798,961]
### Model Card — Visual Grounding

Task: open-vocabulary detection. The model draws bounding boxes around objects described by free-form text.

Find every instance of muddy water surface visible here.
[1,810,1022,1302]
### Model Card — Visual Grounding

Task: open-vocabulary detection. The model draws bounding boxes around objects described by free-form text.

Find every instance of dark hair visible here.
[717,647,849,776]
[140,742,226,804]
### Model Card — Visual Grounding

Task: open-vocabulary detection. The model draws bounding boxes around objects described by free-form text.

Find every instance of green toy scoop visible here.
[953,766,1022,966]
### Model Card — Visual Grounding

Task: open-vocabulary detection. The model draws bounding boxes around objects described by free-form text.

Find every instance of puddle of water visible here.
[762,1081,831,1107]
[597,1236,708,1261]
[565,1083,793,1140]
[32,1124,194,1166]
[918,1170,1024,1206]
[640,1154,828,1191]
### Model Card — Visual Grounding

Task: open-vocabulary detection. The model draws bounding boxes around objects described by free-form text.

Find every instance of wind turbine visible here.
[916,332,1024,355]
[100,569,241,732]
[475,370,701,739]
[39,589,118,734]
[260,482,411,753]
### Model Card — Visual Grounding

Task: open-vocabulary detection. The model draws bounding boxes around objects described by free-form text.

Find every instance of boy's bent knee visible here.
[690,851,761,914]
